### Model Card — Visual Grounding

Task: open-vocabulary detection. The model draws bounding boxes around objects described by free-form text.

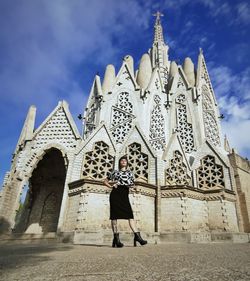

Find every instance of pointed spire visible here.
[14,105,36,154]
[224,135,232,153]
[150,11,169,83]
[153,11,165,45]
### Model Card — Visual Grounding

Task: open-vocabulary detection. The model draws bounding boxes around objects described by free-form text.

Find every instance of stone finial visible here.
[224,134,232,153]
[183,57,195,86]
[169,61,178,77]
[102,64,115,94]
[123,55,134,76]
[137,53,152,89]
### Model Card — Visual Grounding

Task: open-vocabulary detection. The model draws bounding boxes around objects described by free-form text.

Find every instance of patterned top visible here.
[107,169,135,186]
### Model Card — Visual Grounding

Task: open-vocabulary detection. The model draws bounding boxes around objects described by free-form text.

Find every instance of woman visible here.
[103,155,147,248]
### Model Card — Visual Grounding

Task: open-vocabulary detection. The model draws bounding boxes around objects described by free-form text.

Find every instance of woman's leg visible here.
[111,219,118,233]
[128,219,138,233]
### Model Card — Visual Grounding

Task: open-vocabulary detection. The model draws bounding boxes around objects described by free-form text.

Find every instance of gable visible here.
[162,132,191,170]
[32,100,81,149]
[112,63,138,92]
[86,75,103,109]
[75,121,116,156]
[169,67,191,94]
[147,67,165,93]
[120,122,156,158]
[191,140,230,169]
[196,52,217,105]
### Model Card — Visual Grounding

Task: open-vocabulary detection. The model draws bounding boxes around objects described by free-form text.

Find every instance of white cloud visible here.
[208,63,250,156]
[160,0,250,26]
[236,2,250,25]
[0,0,151,116]
[0,0,152,187]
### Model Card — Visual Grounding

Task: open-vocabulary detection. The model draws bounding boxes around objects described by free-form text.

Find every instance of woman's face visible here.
[120,158,127,168]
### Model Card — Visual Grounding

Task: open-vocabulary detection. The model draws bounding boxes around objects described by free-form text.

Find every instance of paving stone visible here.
[0,243,249,281]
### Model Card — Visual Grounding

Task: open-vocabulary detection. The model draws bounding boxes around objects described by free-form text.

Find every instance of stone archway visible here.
[19,148,67,233]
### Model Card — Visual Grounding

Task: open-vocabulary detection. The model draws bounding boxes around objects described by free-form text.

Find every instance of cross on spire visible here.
[152,11,165,44]
[153,11,164,22]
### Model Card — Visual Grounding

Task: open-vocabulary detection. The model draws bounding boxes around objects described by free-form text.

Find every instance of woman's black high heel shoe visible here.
[112,233,124,248]
[134,232,147,246]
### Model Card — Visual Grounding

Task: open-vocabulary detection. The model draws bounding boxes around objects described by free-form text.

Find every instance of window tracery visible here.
[110,92,135,143]
[149,95,166,150]
[201,85,220,146]
[127,142,148,181]
[84,103,96,137]
[165,150,191,185]
[197,155,224,189]
[82,141,114,179]
[175,94,194,153]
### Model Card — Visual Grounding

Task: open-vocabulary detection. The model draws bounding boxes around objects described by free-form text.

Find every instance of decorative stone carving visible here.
[84,103,96,136]
[149,95,166,150]
[165,150,191,185]
[82,141,114,179]
[175,93,186,103]
[33,107,76,149]
[202,85,220,146]
[155,78,160,90]
[202,92,213,110]
[197,155,225,189]
[110,92,135,143]
[203,112,220,146]
[127,142,148,181]
[177,76,185,89]
[175,94,194,153]
[200,60,213,95]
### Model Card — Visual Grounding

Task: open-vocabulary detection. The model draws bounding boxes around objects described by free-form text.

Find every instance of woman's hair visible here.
[118,155,128,170]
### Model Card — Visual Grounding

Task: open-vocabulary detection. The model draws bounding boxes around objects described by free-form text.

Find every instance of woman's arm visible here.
[103,178,117,189]
[103,170,118,189]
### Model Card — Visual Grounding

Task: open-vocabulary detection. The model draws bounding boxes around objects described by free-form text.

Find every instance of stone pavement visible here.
[0,242,249,281]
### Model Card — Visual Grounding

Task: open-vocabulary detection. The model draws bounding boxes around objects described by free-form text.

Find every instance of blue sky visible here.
[0,0,249,188]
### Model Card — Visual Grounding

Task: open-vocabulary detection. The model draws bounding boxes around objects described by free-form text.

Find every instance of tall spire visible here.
[149,11,170,84]
[153,11,165,45]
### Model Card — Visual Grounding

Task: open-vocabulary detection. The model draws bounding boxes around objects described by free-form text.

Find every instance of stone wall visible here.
[160,187,239,233]
[64,194,81,231]
[65,180,157,233]
[0,175,24,232]
[229,150,250,232]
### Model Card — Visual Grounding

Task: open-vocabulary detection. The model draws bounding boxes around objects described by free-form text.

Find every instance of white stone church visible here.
[0,13,249,243]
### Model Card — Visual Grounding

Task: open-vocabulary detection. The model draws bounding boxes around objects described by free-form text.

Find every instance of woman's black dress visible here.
[107,169,135,220]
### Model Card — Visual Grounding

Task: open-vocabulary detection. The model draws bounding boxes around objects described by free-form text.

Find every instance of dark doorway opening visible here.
[15,148,67,233]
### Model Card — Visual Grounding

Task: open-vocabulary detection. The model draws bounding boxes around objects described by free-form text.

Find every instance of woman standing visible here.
[103,156,147,248]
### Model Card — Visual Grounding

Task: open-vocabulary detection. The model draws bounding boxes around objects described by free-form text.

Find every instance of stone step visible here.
[0,233,58,245]
[73,231,250,245]
[1,231,249,245]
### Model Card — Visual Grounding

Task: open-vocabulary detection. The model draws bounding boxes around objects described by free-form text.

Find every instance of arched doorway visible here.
[16,148,67,233]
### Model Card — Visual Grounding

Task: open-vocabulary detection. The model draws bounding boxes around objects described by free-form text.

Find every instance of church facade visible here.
[0,13,249,243]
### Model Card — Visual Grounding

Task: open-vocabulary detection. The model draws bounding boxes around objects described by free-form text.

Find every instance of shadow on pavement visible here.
[0,243,73,272]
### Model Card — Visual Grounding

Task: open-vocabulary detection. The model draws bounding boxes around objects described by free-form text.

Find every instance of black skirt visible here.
[109,184,134,220]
